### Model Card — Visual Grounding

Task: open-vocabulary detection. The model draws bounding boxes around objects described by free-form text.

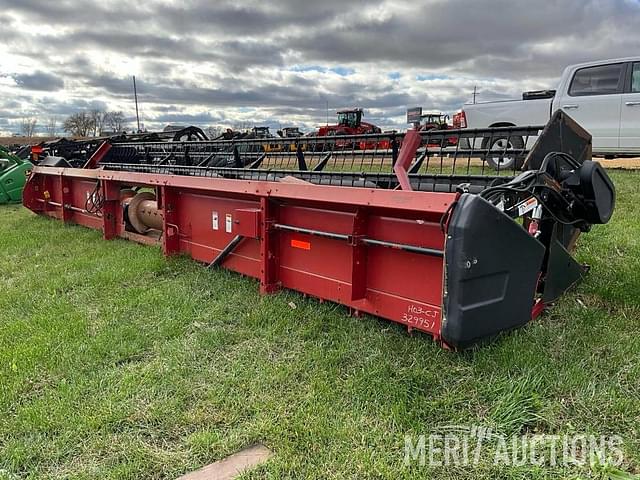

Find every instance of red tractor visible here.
[316,109,383,149]
[418,112,458,148]
[317,109,381,136]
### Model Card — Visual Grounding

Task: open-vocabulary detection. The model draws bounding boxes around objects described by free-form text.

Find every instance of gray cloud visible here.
[12,71,64,91]
[0,0,638,134]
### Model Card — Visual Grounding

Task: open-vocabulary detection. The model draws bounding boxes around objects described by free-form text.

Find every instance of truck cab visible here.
[554,59,640,153]
[455,57,640,162]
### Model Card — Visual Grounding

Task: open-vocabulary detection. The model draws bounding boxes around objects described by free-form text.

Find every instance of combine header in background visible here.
[1,126,211,202]
[23,111,615,348]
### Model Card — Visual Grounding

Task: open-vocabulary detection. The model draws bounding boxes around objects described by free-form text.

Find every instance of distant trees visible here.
[206,125,226,139]
[20,117,38,138]
[89,109,106,137]
[63,110,127,137]
[63,112,93,137]
[105,111,125,133]
[45,117,58,137]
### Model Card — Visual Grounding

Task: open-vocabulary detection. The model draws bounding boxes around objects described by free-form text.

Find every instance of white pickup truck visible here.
[453,57,640,168]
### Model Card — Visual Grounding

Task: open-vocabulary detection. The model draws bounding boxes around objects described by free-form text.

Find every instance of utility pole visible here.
[472,85,478,104]
[133,76,141,133]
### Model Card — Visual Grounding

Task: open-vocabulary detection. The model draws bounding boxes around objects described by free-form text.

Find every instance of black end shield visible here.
[442,194,545,348]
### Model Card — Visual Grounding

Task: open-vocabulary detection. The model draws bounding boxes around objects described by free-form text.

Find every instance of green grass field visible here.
[1,171,639,479]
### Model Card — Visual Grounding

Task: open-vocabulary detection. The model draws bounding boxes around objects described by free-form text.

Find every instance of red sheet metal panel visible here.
[23,166,455,342]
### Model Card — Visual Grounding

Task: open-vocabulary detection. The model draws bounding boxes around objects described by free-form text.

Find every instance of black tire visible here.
[484,135,525,170]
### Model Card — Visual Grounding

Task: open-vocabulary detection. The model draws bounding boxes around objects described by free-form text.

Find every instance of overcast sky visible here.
[0,0,639,135]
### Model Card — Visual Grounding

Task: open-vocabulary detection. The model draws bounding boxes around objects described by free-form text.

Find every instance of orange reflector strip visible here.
[291,239,311,250]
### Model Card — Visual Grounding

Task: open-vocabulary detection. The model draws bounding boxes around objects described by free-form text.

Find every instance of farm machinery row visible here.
[1,109,454,204]
[0,126,211,204]
[21,110,615,348]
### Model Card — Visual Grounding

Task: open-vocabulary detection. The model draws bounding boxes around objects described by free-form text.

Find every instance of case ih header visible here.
[23,111,615,349]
